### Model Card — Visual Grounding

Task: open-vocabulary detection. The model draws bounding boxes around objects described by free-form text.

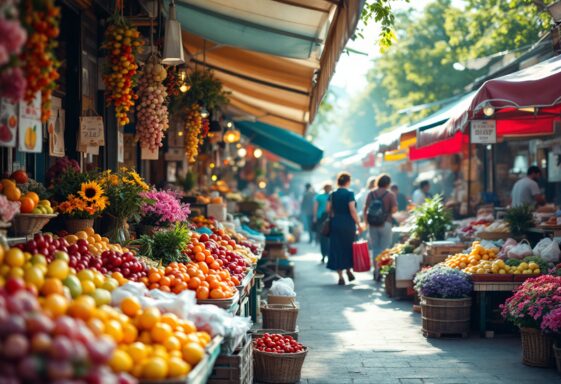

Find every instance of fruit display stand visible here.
[198,290,240,314]
[140,336,223,384]
[235,268,255,319]
[423,241,467,266]
[208,334,253,384]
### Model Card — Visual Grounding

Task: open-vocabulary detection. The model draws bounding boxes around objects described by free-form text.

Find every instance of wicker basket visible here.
[253,348,307,383]
[250,328,299,341]
[261,303,299,332]
[477,231,509,240]
[554,344,561,374]
[421,297,471,337]
[11,214,57,236]
[64,218,94,233]
[520,327,554,367]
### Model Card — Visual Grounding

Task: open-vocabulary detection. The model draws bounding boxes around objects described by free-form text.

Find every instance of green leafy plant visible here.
[504,205,534,236]
[50,169,97,203]
[171,69,229,115]
[133,223,191,266]
[412,195,453,241]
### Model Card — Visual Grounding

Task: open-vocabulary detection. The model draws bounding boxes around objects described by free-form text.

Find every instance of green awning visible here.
[236,121,323,170]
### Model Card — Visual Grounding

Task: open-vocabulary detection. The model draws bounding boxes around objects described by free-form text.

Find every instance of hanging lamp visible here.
[163,0,185,65]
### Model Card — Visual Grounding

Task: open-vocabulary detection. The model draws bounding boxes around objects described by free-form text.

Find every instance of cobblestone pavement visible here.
[292,243,560,384]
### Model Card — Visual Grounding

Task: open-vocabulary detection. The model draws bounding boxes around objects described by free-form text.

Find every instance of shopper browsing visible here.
[412,180,432,205]
[511,166,545,208]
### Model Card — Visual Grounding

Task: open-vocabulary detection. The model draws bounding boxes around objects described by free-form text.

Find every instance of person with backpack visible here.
[363,174,397,281]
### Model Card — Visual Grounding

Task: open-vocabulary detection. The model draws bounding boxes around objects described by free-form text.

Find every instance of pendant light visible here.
[163,0,185,65]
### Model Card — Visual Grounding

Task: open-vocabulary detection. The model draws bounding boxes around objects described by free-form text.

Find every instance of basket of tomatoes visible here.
[252,333,307,384]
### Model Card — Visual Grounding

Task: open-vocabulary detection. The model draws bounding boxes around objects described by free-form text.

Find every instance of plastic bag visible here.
[270,278,296,297]
[533,238,552,257]
[498,238,518,259]
[541,240,561,263]
[507,241,533,260]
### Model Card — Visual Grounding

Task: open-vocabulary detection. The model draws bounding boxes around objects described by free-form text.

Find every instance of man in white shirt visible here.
[511,166,545,208]
[412,180,431,205]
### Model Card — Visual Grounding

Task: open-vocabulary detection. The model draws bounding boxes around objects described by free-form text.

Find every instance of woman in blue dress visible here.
[326,172,363,285]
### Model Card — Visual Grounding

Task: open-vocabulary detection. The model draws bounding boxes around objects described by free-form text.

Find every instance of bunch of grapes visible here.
[20,0,61,122]
[102,16,143,126]
[136,57,169,151]
[185,104,202,163]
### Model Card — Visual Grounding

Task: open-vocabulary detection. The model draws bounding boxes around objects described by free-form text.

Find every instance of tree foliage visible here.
[337,0,556,144]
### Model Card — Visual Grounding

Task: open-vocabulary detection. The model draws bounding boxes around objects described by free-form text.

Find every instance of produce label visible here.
[79,116,105,147]
[48,96,65,157]
[0,99,18,148]
[18,92,43,153]
[471,120,496,144]
[141,146,159,160]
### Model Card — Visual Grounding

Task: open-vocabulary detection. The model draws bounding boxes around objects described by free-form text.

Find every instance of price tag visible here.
[79,116,105,147]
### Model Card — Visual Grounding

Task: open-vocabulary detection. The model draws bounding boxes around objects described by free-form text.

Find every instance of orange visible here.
[87,317,106,336]
[209,289,225,299]
[149,272,161,283]
[151,322,173,343]
[122,323,138,343]
[19,197,35,213]
[196,286,209,300]
[5,248,25,268]
[43,293,69,316]
[24,192,40,205]
[109,349,133,373]
[67,295,96,320]
[159,276,171,287]
[138,307,161,330]
[159,286,171,293]
[164,335,181,351]
[138,330,152,344]
[210,261,220,270]
[197,262,209,275]
[41,278,64,296]
[121,296,142,317]
[160,313,179,329]
[105,319,124,342]
[24,266,45,289]
[4,186,21,202]
[141,357,168,380]
[188,277,201,290]
[194,252,205,262]
[128,342,148,363]
[205,256,214,265]
[168,356,190,378]
[182,342,205,366]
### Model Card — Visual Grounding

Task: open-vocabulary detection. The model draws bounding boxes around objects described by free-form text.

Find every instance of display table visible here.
[474,281,523,337]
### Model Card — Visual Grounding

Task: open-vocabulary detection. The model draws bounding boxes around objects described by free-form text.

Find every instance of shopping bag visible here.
[320,217,331,237]
[352,241,371,272]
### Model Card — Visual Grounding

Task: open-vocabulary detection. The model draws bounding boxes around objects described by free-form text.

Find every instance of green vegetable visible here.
[411,195,453,241]
[504,205,534,236]
[522,256,549,272]
[505,259,522,267]
[133,223,191,266]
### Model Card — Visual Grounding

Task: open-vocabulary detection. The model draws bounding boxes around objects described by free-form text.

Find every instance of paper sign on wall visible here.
[141,146,159,160]
[471,120,496,144]
[0,99,18,148]
[117,129,124,163]
[18,92,43,153]
[79,116,105,147]
[48,96,65,157]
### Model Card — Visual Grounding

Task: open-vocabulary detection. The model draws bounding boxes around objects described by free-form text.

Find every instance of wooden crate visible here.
[208,335,253,384]
[423,242,467,265]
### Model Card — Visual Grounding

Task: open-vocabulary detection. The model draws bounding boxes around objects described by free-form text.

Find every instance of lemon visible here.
[109,349,133,373]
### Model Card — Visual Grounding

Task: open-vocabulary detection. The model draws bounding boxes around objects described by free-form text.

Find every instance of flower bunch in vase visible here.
[57,180,108,233]
[100,168,150,243]
[139,189,190,231]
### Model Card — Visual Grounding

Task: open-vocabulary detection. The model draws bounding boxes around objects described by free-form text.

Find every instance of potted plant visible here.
[133,223,190,266]
[57,180,108,232]
[542,307,561,373]
[501,275,561,367]
[414,265,473,337]
[138,189,191,235]
[504,204,534,239]
[100,168,150,244]
[412,195,453,241]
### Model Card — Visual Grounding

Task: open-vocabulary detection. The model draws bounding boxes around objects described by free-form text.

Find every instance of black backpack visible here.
[367,191,389,226]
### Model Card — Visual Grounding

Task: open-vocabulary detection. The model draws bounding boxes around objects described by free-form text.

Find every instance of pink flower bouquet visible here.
[501,275,561,329]
[140,189,191,227]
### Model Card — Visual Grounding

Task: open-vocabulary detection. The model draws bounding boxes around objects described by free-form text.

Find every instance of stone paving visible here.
[292,243,560,384]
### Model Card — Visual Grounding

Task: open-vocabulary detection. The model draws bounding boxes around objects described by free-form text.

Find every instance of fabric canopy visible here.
[236,121,323,170]
[176,0,364,135]
[432,55,561,143]
[409,132,468,161]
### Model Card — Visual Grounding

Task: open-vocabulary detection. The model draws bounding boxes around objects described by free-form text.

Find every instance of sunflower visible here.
[79,181,104,202]
[129,170,150,190]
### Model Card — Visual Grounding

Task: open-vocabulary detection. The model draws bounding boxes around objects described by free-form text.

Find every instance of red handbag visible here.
[352,241,371,272]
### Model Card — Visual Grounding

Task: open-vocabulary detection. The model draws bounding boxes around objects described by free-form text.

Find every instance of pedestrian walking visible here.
[313,183,332,264]
[300,183,316,244]
[326,172,363,285]
[364,174,397,281]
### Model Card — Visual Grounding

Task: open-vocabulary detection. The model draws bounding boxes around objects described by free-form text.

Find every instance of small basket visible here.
[64,218,94,233]
[477,231,509,240]
[520,327,554,367]
[253,348,307,384]
[261,303,299,332]
[10,214,57,236]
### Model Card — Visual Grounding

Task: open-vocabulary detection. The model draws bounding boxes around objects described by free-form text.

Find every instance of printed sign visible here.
[471,120,496,144]
[79,116,105,147]
[141,146,159,160]
[0,99,18,148]
[18,92,43,153]
[48,97,65,157]
[117,129,124,163]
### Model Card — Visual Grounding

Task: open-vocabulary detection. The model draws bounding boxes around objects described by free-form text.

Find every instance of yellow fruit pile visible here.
[65,227,129,255]
[444,241,499,272]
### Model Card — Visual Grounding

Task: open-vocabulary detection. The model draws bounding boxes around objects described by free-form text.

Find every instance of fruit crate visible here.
[423,241,467,265]
[471,274,514,283]
[198,290,240,311]
[208,335,253,384]
[235,269,255,298]
[140,336,222,384]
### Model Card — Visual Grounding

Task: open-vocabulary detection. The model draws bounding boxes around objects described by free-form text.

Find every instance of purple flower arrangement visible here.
[140,189,191,227]
[414,265,472,299]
